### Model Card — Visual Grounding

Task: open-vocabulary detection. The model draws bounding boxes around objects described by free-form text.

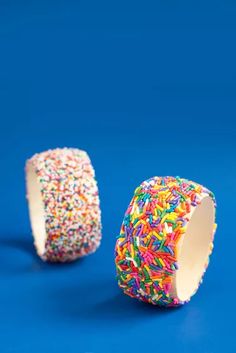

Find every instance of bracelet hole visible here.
[175,196,215,302]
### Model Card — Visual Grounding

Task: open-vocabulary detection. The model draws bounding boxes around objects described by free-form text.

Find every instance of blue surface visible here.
[0,1,235,352]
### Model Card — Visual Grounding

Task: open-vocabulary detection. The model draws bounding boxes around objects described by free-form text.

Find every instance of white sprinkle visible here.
[131,203,136,214]
[138,288,146,296]
[126,257,138,267]
[152,293,160,301]
[164,222,172,234]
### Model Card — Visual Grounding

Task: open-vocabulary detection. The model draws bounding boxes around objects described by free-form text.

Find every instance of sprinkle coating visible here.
[26,148,101,262]
[115,176,216,307]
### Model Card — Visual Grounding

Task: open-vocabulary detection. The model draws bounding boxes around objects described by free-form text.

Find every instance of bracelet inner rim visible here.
[27,164,47,256]
[173,196,215,302]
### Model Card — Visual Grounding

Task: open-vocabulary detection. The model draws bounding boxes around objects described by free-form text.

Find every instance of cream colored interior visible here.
[174,196,215,302]
[27,164,47,256]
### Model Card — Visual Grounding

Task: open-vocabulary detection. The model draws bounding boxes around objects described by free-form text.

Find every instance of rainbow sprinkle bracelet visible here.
[115,176,217,307]
[26,148,101,262]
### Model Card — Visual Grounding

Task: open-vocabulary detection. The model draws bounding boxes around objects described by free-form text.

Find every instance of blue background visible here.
[0,1,235,352]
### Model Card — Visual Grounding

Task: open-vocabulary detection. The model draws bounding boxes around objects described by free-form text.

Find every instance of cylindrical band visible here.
[115,176,217,306]
[26,148,101,262]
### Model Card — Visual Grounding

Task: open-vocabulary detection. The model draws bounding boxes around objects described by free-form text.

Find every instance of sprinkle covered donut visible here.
[115,176,217,307]
[26,148,101,262]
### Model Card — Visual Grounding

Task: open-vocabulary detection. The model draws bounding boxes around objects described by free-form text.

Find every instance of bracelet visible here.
[115,176,216,306]
[26,148,101,262]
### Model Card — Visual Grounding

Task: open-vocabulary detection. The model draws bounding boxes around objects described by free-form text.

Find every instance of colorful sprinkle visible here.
[26,148,101,262]
[115,176,216,307]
